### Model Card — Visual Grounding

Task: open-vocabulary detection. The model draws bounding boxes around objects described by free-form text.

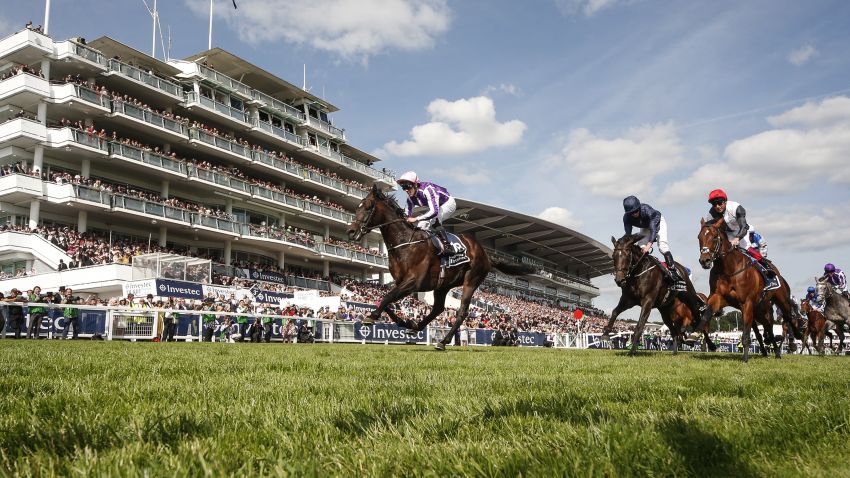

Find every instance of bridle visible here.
[352,197,406,239]
[700,224,724,265]
[614,245,650,283]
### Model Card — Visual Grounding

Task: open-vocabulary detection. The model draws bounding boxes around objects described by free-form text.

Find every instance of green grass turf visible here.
[0,341,848,477]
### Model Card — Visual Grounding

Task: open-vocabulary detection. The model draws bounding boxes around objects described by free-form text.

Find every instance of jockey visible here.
[822,263,849,300]
[705,189,778,289]
[622,196,682,285]
[805,286,824,312]
[397,171,457,256]
[747,227,768,259]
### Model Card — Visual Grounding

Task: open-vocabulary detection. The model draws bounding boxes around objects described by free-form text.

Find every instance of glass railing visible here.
[109,142,186,174]
[187,164,251,195]
[193,214,240,234]
[252,90,306,121]
[307,116,345,139]
[303,201,354,223]
[106,59,181,97]
[112,101,187,136]
[71,42,106,66]
[250,185,304,210]
[317,243,348,258]
[251,118,301,145]
[185,91,249,123]
[73,85,111,109]
[251,150,302,176]
[303,141,393,183]
[197,64,252,98]
[73,185,110,205]
[69,129,109,152]
[240,225,317,249]
[188,127,252,160]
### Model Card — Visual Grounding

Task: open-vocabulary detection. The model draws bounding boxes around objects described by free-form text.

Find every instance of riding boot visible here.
[662,252,682,286]
[758,259,779,290]
[434,224,452,257]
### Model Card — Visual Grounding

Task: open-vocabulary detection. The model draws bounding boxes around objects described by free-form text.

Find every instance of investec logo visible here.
[253,271,282,282]
[158,282,202,297]
[359,324,421,340]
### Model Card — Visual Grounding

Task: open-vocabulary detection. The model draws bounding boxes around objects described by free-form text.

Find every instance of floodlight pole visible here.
[44,0,51,35]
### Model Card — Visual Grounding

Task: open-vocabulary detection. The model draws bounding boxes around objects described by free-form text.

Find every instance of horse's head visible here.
[698,217,726,269]
[800,299,812,315]
[611,234,644,286]
[815,277,831,302]
[346,184,405,241]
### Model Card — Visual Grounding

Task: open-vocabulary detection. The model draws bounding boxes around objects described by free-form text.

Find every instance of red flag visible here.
[573,309,584,320]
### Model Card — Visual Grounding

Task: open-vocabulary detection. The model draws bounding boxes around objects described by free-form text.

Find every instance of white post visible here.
[43,0,51,36]
[208,0,214,50]
[151,0,158,58]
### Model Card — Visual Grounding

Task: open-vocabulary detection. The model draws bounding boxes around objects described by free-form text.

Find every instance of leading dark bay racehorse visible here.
[347,185,534,351]
[697,218,802,362]
[601,234,710,356]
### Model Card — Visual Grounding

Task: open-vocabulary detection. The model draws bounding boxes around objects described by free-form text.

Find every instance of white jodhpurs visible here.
[417,196,457,230]
[636,216,670,254]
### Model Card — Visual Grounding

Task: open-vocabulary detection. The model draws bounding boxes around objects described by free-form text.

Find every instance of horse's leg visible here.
[837,327,846,354]
[363,282,415,325]
[436,280,479,351]
[741,301,754,363]
[601,295,633,339]
[751,320,766,357]
[661,307,678,355]
[628,298,654,356]
[411,287,449,332]
[703,330,717,352]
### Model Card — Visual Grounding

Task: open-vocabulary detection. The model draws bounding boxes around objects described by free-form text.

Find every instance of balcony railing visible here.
[185,91,249,124]
[73,84,112,109]
[252,90,306,122]
[106,59,181,97]
[187,164,252,195]
[192,214,240,234]
[70,42,107,66]
[303,201,354,224]
[251,185,304,210]
[73,185,111,205]
[316,243,388,266]
[188,127,252,161]
[197,64,252,98]
[307,116,345,140]
[302,141,393,183]
[112,101,187,136]
[251,118,302,145]
[68,129,109,152]
[109,142,187,175]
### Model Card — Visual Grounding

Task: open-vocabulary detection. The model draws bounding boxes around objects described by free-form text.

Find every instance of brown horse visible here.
[697,218,801,362]
[347,185,533,350]
[601,234,709,355]
[669,292,718,353]
[799,299,837,355]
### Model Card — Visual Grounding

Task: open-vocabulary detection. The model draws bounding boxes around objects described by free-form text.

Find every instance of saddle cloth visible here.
[740,249,780,290]
[430,232,470,268]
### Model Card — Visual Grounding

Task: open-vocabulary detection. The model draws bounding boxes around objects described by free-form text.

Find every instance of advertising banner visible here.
[353,321,425,343]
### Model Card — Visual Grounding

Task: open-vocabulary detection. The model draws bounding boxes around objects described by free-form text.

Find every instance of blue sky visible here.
[4,0,849,318]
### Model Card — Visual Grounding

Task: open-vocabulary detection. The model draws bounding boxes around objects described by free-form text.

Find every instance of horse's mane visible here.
[616,234,645,246]
[372,185,409,222]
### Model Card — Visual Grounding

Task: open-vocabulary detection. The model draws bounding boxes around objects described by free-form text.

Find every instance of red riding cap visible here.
[708,189,727,203]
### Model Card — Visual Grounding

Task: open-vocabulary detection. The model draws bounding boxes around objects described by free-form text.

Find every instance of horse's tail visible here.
[490,257,536,276]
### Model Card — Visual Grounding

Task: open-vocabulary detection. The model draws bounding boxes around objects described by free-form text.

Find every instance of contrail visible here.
[679,86,850,130]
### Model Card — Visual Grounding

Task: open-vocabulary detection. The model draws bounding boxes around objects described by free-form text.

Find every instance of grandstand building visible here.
[0,27,611,310]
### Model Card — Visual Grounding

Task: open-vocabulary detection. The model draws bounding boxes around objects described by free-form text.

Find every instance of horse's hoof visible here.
[434,343,446,351]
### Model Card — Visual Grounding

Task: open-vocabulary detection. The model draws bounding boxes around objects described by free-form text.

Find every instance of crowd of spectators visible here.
[1,64,45,81]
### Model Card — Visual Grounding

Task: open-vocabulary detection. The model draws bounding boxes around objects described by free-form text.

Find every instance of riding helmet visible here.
[623,196,641,214]
[824,263,836,273]
[708,189,727,203]
[397,171,419,185]
[807,286,816,294]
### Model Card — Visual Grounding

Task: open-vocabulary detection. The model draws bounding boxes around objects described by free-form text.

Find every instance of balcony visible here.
[187,163,252,197]
[112,194,193,224]
[250,185,304,213]
[53,41,107,70]
[191,214,241,235]
[0,72,50,105]
[46,127,109,156]
[315,243,388,267]
[306,116,345,141]
[0,30,53,65]
[197,64,253,100]
[0,118,47,147]
[252,90,306,122]
[303,201,354,225]
[0,173,43,203]
[48,83,112,114]
[108,142,187,177]
[251,118,302,148]
[184,91,250,128]
[110,101,187,140]
[239,225,316,251]
[250,149,365,200]
[70,184,112,207]
[188,127,252,163]
[105,59,182,100]
[301,141,394,184]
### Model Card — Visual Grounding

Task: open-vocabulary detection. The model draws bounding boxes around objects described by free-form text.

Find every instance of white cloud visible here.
[438,165,493,185]
[755,207,850,252]
[186,0,451,60]
[481,83,521,97]
[787,43,818,66]
[555,0,630,16]
[538,206,583,229]
[553,123,684,198]
[0,16,14,37]
[663,96,850,202]
[378,96,526,156]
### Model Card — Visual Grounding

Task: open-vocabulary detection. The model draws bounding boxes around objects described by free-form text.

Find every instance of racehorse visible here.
[697,218,801,362]
[799,299,839,355]
[347,185,533,350]
[601,234,708,356]
[815,279,849,353]
[669,292,718,353]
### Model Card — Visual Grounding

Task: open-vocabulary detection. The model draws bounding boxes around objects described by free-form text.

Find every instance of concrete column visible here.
[324,223,330,241]
[81,159,90,179]
[77,210,87,233]
[161,180,169,199]
[277,250,285,268]
[26,259,34,272]
[158,226,167,247]
[278,214,286,228]
[223,239,232,266]
[248,105,259,124]
[379,241,387,255]
[28,200,40,229]
[379,272,387,286]
[163,143,171,154]
[361,268,367,282]
[323,260,329,278]
[33,146,44,173]
[225,198,233,215]
[37,102,47,124]
[40,59,50,82]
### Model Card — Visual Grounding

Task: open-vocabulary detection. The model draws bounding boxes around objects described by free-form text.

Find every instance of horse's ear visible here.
[700,218,705,226]
[611,236,616,246]
[371,184,379,194]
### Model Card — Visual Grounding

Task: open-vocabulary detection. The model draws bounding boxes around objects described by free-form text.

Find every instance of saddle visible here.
[429,232,470,269]
[740,249,780,291]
